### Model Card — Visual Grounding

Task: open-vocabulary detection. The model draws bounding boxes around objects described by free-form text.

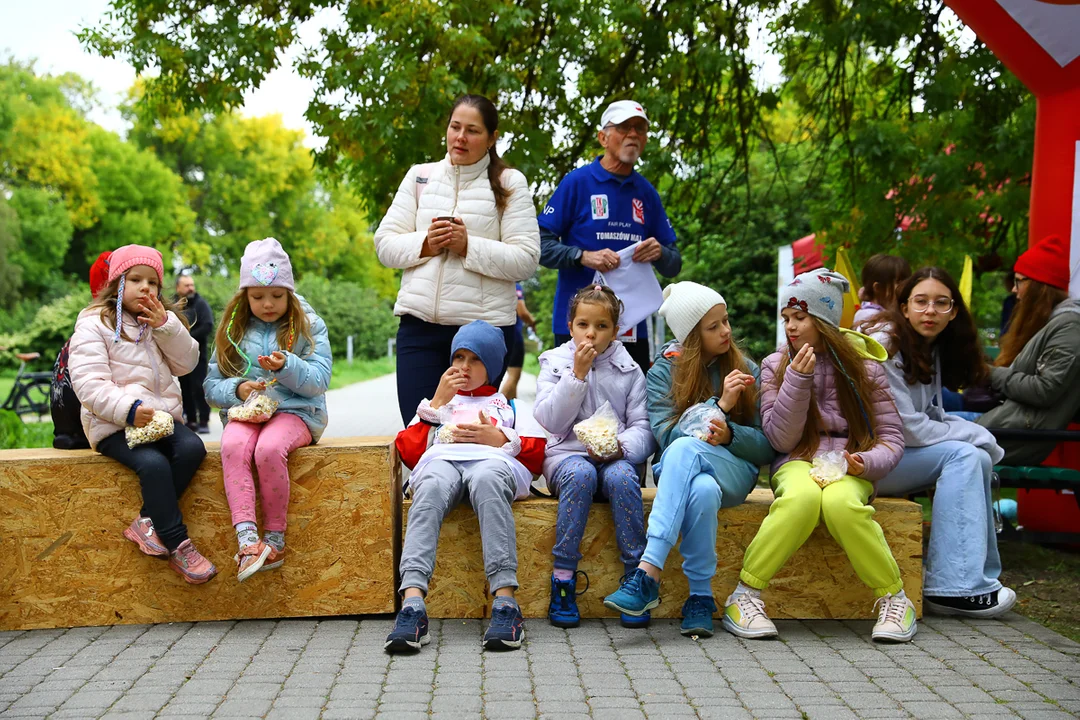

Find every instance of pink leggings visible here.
[221,412,312,531]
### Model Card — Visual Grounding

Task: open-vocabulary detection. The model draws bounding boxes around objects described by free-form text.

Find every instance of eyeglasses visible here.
[909,296,954,313]
[604,120,649,136]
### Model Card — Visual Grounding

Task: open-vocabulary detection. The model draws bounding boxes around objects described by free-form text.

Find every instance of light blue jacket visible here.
[204,295,332,442]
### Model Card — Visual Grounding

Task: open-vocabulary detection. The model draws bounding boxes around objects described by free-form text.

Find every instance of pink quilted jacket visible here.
[759,339,904,483]
[68,308,199,449]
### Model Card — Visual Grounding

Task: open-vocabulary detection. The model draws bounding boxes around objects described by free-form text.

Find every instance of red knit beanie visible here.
[1014,234,1070,291]
[88,251,112,299]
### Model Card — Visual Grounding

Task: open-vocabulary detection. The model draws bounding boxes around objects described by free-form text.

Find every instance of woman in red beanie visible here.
[978,234,1080,464]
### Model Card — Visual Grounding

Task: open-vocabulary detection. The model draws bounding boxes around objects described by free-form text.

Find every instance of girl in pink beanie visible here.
[68,244,217,584]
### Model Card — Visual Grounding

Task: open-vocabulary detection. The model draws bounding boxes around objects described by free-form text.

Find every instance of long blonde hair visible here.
[772,318,878,460]
[665,321,759,430]
[86,275,189,341]
[214,288,314,377]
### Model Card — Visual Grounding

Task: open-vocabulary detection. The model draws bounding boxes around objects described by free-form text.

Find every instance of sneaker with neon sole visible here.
[722,591,778,639]
[872,593,918,642]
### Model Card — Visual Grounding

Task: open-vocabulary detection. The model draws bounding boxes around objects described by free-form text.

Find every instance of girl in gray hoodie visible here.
[875,267,1016,619]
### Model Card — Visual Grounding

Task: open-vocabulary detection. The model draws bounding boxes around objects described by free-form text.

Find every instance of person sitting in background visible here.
[51,251,112,450]
[853,253,912,347]
[978,234,1080,465]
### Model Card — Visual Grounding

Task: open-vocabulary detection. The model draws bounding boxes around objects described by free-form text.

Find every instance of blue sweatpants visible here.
[642,436,758,597]
[549,455,645,574]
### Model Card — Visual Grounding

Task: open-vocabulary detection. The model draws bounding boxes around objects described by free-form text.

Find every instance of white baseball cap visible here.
[599,100,649,129]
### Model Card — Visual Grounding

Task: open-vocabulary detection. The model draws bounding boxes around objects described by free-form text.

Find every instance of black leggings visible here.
[97,422,207,551]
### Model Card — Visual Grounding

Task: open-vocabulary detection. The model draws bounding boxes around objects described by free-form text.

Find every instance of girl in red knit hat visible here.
[978,234,1080,464]
[68,244,217,584]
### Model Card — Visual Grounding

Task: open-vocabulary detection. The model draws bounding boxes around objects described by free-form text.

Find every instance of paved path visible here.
[0,614,1077,719]
[201,372,537,441]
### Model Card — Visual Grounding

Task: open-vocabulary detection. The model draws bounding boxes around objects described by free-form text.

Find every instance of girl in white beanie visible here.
[603,281,774,638]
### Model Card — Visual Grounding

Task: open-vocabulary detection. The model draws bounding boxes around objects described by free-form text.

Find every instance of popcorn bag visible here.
[809,450,848,488]
[125,410,175,449]
[434,405,491,444]
[228,388,280,424]
[678,403,726,442]
[573,401,621,459]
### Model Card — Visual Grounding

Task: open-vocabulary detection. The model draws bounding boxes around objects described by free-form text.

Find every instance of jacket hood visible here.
[840,328,888,361]
[1050,298,1080,318]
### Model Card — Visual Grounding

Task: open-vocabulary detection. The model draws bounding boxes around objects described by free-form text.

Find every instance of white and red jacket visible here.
[395,385,546,499]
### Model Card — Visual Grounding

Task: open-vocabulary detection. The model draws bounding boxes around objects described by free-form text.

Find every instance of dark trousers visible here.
[554,333,652,374]
[180,351,211,425]
[396,315,516,426]
[97,423,207,551]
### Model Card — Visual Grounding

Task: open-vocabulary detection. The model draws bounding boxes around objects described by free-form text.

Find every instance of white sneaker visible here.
[872,593,918,642]
[722,591,778,639]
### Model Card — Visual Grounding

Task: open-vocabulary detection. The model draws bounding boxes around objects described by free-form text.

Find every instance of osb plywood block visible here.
[0,437,401,631]
[404,487,922,620]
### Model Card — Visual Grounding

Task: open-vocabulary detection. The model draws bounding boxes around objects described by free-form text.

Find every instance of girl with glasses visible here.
[875,267,1015,618]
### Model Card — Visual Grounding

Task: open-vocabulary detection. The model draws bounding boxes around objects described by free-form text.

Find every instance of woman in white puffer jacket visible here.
[375,94,541,425]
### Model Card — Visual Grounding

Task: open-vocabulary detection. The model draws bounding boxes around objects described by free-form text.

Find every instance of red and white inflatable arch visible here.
[946,0,1080,295]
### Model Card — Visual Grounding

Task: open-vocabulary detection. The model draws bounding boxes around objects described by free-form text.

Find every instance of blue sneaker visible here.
[620,610,651,628]
[384,605,430,653]
[680,595,717,637]
[548,572,589,628]
[603,568,660,616]
[483,601,525,651]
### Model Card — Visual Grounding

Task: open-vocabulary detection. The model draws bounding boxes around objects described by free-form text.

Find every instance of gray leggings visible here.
[400,458,518,594]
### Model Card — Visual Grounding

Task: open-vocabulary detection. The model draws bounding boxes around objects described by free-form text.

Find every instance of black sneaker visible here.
[925,588,1017,618]
[483,601,525,650]
[384,605,430,653]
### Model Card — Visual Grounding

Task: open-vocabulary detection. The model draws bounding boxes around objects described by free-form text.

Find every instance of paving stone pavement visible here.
[0,613,1077,719]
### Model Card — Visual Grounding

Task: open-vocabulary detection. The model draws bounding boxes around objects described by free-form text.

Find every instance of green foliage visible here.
[0,291,89,371]
[294,277,397,362]
[0,199,22,306]
[7,187,74,295]
[0,411,54,450]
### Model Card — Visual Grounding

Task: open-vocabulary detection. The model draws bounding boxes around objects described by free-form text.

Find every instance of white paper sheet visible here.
[593,243,664,331]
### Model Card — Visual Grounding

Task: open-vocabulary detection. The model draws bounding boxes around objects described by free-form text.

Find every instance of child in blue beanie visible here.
[386,320,545,653]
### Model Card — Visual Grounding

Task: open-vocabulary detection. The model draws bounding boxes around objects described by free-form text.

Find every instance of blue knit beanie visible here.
[451,321,506,383]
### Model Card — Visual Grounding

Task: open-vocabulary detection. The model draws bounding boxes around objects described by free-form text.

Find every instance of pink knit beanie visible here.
[107,245,164,286]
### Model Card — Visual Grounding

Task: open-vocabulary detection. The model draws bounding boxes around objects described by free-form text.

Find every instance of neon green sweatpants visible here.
[740,460,903,598]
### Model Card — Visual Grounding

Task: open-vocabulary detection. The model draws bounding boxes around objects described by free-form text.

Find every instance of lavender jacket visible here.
[760,329,905,483]
[534,339,656,485]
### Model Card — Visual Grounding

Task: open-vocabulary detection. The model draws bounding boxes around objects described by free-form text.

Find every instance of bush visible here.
[295,277,397,361]
[0,410,53,449]
[0,290,88,371]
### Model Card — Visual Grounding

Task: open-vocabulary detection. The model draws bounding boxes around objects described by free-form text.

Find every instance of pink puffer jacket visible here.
[69,308,199,449]
[759,332,904,483]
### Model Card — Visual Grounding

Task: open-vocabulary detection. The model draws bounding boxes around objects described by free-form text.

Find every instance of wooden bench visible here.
[0,438,401,631]
[404,487,923,620]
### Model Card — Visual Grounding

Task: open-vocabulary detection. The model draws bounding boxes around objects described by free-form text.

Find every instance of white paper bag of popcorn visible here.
[573,401,621,459]
[125,410,175,448]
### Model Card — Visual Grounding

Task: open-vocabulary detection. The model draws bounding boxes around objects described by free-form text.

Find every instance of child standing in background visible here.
[533,285,655,629]
[69,244,215,584]
[724,269,913,643]
[853,253,912,345]
[204,238,332,581]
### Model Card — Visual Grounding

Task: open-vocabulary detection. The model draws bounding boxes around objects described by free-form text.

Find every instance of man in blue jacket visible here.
[539,100,682,371]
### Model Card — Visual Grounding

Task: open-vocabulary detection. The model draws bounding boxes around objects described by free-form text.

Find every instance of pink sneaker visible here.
[169,540,218,584]
[235,541,271,582]
[258,545,286,572]
[123,517,168,558]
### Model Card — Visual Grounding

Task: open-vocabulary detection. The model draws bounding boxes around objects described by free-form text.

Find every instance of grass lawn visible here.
[0,372,14,407]
[1000,541,1080,643]
[329,356,396,390]
[523,352,539,376]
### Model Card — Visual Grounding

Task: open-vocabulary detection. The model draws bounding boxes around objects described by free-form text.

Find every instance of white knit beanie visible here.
[658,282,727,344]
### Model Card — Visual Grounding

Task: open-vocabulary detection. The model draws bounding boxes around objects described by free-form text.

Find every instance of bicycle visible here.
[1,351,53,418]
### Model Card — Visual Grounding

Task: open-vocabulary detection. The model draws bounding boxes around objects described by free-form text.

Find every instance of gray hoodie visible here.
[978,298,1080,465]
[883,350,1004,464]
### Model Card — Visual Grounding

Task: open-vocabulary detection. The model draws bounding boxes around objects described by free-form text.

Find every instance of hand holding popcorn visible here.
[125,410,175,448]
